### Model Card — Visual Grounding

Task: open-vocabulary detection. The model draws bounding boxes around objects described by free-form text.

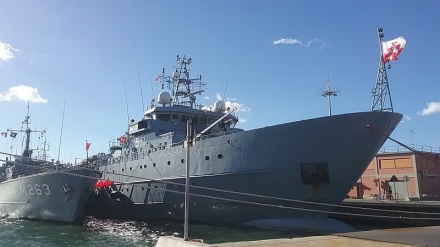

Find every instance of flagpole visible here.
[86,140,89,166]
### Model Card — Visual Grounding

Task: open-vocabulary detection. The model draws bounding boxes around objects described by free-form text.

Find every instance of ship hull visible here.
[0,169,100,222]
[87,111,402,227]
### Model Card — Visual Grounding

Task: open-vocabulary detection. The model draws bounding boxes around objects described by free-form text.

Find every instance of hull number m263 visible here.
[20,184,51,196]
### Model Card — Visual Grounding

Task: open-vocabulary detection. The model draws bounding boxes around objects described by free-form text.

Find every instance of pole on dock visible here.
[184,119,192,241]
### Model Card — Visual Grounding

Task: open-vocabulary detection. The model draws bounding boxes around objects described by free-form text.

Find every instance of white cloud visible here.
[215,93,250,112]
[273,38,303,45]
[0,85,48,103]
[273,38,326,49]
[0,41,19,61]
[225,101,250,112]
[403,115,412,120]
[419,102,440,115]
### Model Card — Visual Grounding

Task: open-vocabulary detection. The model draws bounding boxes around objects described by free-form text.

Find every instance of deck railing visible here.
[380,144,440,154]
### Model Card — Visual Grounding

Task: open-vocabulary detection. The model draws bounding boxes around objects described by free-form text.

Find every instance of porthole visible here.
[126,188,129,192]
[167,161,171,165]
[130,167,132,170]
[122,168,125,172]
[144,165,147,168]
[227,139,231,144]
[205,156,209,161]
[218,154,223,159]
[141,187,145,191]
[140,165,142,169]
[181,159,185,163]
[112,170,114,173]
[153,163,156,167]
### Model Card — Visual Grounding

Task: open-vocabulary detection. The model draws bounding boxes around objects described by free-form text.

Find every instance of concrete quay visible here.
[156,226,440,247]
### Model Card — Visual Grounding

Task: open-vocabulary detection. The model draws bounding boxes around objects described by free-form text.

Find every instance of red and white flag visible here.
[382,36,406,63]
[86,141,91,150]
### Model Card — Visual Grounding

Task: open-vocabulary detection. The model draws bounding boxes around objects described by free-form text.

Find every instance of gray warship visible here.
[0,109,101,222]
[86,55,402,230]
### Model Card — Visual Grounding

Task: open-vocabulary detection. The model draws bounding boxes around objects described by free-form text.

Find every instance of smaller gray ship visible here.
[0,108,101,222]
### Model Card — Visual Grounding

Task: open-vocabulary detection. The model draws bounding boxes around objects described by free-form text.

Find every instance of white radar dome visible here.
[173,70,180,79]
[214,100,225,112]
[158,92,172,106]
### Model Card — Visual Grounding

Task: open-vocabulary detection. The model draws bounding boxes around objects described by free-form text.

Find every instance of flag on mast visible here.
[1,132,7,137]
[382,36,406,63]
[10,132,17,138]
[86,141,91,150]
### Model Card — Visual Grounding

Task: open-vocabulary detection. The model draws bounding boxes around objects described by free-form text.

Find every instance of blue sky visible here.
[1,1,439,163]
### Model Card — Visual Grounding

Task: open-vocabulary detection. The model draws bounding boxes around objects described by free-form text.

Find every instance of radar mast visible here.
[158,55,206,108]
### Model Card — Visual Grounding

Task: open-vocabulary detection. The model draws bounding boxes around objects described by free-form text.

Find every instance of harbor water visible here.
[0,216,323,247]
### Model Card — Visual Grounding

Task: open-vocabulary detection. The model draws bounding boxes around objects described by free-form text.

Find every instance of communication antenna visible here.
[223,59,232,100]
[409,128,416,147]
[123,79,130,131]
[321,77,340,116]
[371,27,393,112]
[136,59,145,113]
[57,100,66,162]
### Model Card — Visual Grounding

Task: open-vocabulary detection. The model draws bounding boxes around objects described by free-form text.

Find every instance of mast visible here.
[371,27,394,112]
[158,55,206,109]
[7,104,46,159]
[321,77,339,116]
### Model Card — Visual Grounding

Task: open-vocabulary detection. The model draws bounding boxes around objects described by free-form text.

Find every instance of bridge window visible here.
[172,114,180,121]
[181,115,189,122]
[199,117,207,124]
[157,114,170,121]
[138,120,149,129]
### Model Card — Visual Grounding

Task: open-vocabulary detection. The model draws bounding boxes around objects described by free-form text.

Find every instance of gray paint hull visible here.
[0,169,100,222]
[87,111,402,226]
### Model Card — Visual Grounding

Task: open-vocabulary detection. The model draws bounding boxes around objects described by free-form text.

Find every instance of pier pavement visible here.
[156,199,440,246]
[156,226,440,246]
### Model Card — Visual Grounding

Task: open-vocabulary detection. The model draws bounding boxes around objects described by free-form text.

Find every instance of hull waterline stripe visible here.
[0,201,30,204]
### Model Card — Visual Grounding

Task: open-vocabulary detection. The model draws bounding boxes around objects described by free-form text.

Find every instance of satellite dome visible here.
[214,100,225,112]
[157,92,172,106]
[173,70,180,79]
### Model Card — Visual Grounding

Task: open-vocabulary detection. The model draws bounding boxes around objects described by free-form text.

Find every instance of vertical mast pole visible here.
[184,119,191,241]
